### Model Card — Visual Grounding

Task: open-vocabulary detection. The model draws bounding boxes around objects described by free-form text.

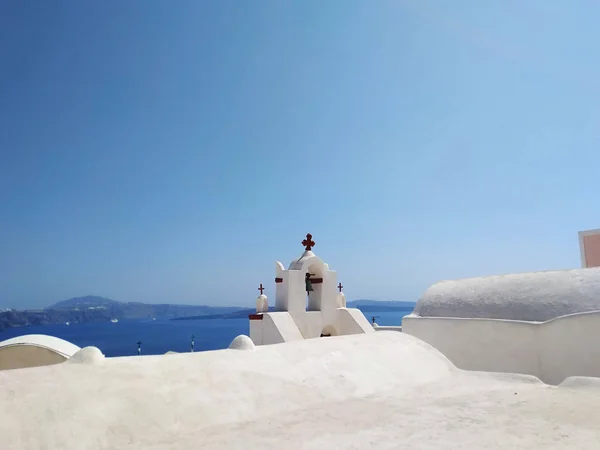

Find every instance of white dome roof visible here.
[288,250,316,270]
[0,334,80,358]
[67,346,104,364]
[413,267,600,322]
[229,335,255,350]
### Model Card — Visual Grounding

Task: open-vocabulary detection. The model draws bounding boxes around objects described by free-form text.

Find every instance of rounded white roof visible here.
[413,267,600,322]
[0,334,80,358]
[228,335,255,350]
[288,250,317,270]
[67,346,104,364]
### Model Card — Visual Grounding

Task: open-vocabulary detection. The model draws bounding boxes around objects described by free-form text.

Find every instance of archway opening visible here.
[320,324,338,337]
[306,263,324,311]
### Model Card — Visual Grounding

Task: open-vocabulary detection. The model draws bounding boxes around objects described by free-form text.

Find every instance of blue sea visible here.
[0,309,412,357]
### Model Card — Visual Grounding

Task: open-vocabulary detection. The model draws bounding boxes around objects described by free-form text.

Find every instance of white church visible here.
[249,233,373,345]
[2,232,600,449]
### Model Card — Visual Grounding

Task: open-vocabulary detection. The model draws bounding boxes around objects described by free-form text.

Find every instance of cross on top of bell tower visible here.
[302,233,315,251]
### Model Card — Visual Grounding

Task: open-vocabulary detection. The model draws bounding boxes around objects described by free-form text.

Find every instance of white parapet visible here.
[373,325,403,332]
[337,308,375,336]
[250,312,304,345]
[404,267,600,385]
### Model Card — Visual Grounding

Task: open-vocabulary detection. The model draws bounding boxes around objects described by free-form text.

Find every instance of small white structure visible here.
[403,267,600,384]
[255,284,268,313]
[0,334,80,371]
[336,286,346,308]
[66,346,105,365]
[228,335,255,350]
[249,234,373,345]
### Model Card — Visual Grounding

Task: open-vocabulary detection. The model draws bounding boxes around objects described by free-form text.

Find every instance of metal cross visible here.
[258,283,265,295]
[302,233,315,251]
[337,282,343,293]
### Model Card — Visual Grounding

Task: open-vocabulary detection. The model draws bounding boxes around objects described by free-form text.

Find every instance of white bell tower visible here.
[249,233,374,345]
[274,234,338,315]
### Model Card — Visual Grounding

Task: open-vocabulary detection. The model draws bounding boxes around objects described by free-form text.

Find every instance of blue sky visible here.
[1,1,600,308]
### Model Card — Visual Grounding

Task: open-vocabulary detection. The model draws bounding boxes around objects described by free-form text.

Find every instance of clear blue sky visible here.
[1,1,600,308]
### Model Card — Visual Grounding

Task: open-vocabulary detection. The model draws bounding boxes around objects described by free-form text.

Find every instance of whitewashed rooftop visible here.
[413,267,600,322]
[1,332,600,448]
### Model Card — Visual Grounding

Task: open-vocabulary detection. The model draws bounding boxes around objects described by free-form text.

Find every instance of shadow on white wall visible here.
[403,310,600,385]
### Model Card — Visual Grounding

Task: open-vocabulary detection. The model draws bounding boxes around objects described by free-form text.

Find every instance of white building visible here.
[403,267,600,385]
[249,234,373,345]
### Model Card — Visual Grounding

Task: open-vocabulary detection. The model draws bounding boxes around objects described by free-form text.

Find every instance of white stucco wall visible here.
[538,311,600,385]
[403,311,600,385]
[337,308,375,336]
[0,346,68,371]
[249,319,263,345]
[286,270,306,314]
[274,261,289,311]
[261,312,303,344]
[290,311,324,338]
[373,325,402,332]
[251,308,372,345]
[0,335,81,371]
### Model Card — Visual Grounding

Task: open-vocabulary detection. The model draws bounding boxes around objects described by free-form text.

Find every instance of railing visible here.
[372,325,402,332]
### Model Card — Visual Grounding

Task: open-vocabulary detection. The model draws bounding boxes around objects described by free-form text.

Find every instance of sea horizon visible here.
[0,309,412,357]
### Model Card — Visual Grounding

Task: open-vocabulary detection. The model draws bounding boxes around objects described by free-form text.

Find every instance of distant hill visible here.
[49,296,120,310]
[0,296,245,331]
[47,295,242,319]
[172,300,415,321]
[172,307,270,321]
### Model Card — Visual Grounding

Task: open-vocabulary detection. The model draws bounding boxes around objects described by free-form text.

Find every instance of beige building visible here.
[579,229,600,268]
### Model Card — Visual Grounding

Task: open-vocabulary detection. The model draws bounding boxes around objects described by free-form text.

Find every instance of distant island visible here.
[0,296,244,331]
[171,299,416,321]
[0,296,416,331]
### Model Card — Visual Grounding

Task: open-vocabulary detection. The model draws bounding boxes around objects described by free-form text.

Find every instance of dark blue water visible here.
[0,309,411,357]
[360,308,413,327]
